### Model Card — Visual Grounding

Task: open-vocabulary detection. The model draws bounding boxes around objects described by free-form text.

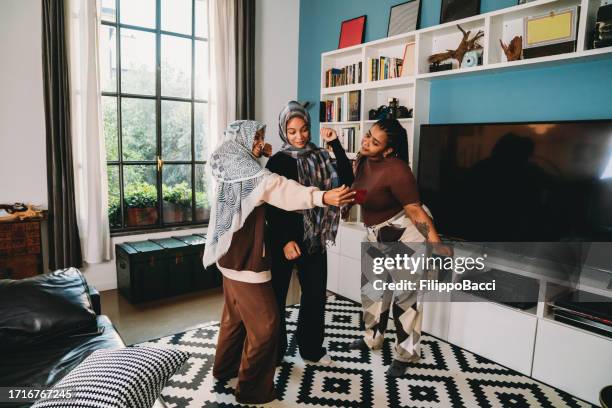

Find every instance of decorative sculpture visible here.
[500,35,523,61]
[428,24,485,66]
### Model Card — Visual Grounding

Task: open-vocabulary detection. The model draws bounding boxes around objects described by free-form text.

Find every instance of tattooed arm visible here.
[403,203,441,243]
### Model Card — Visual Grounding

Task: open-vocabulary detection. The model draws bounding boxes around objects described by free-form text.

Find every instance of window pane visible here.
[162,100,191,161]
[161,35,192,98]
[99,25,117,92]
[194,40,208,100]
[100,0,116,22]
[195,0,208,38]
[161,0,192,35]
[124,165,158,226]
[107,165,121,228]
[194,102,208,161]
[120,0,155,29]
[163,165,193,224]
[195,164,210,221]
[121,29,156,95]
[102,96,118,161]
[121,98,156,161]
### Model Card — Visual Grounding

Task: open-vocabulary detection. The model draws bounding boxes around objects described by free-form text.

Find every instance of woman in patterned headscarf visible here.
[266,101,355,366]
[204,120,354,404]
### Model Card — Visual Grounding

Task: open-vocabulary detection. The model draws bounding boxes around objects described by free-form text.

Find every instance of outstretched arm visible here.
[261,173,354,211]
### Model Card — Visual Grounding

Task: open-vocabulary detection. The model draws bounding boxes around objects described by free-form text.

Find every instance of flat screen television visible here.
[417,120,612,243]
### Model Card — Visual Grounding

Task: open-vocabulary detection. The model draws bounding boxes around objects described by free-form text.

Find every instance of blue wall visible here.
[297,0,612,142]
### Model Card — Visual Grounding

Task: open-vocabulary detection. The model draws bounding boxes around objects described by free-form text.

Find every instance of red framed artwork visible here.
[338,15,367,49]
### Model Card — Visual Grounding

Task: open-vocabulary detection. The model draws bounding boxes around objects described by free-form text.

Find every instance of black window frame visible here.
[100,0,210,235]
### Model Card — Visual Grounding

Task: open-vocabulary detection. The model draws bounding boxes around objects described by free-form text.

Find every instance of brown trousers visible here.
[212,276,279,404]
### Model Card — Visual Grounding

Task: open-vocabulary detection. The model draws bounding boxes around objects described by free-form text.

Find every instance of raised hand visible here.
[320,127,338,143]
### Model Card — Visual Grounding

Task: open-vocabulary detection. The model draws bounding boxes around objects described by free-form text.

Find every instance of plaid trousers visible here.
[360,212,432,362]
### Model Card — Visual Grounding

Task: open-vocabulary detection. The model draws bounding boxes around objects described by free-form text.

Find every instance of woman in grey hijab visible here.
[266,101,354,365]
[204,120,354,404]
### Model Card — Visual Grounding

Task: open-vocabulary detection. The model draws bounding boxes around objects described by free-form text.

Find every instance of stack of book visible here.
[367,56,403,81]
[594,22,612,49]
[593,4,612,49]
[325,127,358,154]
[320,91,361,123]
[324,62,363,87]
[367,43,415,81]
[340,127,358,153]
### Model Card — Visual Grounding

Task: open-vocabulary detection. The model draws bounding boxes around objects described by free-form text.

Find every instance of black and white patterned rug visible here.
[137,296,594,407]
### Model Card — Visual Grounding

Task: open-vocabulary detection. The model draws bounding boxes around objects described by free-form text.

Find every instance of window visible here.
[99,0,210,232]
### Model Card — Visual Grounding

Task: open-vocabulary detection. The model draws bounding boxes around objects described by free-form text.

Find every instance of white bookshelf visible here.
[320,0,612,169]
[321,0,612,404]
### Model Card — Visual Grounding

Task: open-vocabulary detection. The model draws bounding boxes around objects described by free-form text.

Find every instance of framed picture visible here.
[523,6,578,49]
[387,0,421,37]
[338,15,366,49]
[440,0,481,24]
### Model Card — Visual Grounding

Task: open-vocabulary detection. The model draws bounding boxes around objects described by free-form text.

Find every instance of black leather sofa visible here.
[0,269,125,407]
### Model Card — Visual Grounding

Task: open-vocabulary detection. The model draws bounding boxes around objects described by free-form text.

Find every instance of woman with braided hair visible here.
[349,118,449,377]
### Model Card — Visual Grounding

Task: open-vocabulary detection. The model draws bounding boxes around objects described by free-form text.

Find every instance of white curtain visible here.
[65,0,111,263]
[208,0,237,151]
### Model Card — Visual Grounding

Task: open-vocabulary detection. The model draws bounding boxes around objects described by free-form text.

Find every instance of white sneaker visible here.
[304,353,333,365]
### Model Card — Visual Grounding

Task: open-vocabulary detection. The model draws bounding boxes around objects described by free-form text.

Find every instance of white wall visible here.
[255,0,300,152]
[0,0,301,291]
[0,0,47,206]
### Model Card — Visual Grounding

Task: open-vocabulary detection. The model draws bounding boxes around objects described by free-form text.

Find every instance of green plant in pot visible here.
[163,182,193,223]
[195,190,210,221]
[124,182,158,226]
[108,195,121,227]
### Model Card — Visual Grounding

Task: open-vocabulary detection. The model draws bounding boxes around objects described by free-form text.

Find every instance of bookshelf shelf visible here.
[321,83,362,95]
[363,118,413,124]
[320,121,360,126]
[363,76,415,90]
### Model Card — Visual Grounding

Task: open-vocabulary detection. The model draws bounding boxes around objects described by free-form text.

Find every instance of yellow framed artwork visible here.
[523,6,578,49]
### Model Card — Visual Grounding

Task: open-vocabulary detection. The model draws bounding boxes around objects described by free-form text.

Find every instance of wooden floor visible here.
[100,287,225,345]
[101,275,303,345]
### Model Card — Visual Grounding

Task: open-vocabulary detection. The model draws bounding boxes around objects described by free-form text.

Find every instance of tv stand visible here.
[327,221,612,406]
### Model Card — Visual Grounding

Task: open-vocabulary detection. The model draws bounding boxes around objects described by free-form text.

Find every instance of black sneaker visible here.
[386,359,409,377]
[349,338,370,351]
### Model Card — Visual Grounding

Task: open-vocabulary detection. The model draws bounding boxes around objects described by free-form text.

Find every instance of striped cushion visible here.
[31,346,189,408]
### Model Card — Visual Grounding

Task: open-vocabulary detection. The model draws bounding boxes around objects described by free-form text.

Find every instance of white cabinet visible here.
[337,256,362,303]
[338,223,366,260]
[326,250,340,294]
[326,223,366,303]
[422,300,451,341]
[448,300,537,375]
[532,318,612,405]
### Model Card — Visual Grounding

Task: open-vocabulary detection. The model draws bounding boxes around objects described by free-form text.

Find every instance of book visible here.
[348,90,360,121]
[325,62,362,88]
[320,91,360,123]
[400,42,416,77]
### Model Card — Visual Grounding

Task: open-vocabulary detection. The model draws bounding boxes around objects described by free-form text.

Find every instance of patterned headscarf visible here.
[278,101,341,253]
[204,120,269,266]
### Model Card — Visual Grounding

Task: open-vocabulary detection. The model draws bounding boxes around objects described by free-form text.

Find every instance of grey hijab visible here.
[278,101,340,253]
[204,120,268,266]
